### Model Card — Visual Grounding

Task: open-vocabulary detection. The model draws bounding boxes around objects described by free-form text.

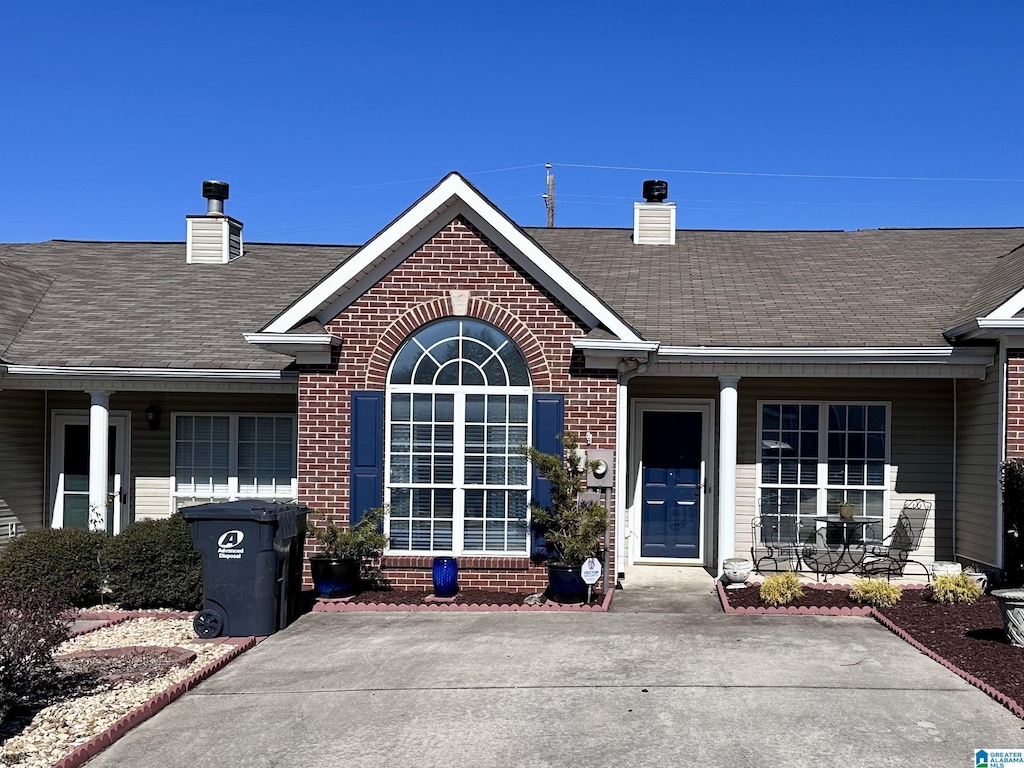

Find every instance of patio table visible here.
[808,515,874,581]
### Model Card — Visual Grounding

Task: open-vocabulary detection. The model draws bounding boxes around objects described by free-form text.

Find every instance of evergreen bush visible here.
[1003,458,1024,585]
[0,527,107,607]
[929,572,982,605]
[104,514,202,610]
[759,571,803,606]
[850,578,903,608]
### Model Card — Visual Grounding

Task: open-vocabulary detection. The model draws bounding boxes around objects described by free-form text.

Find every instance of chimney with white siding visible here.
[633,179,676,245]
[186,180,243,263]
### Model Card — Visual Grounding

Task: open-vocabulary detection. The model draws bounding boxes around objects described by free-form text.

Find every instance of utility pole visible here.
[543,163,555,227]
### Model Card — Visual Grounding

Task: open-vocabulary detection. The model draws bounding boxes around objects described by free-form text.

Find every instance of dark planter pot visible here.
[547,563,588,604]
[310,557,360,598]
[432,556,459,598]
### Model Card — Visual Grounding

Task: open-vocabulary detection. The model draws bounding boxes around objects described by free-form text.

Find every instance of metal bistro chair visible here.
[751,515,802,574]
[859,499,933,582]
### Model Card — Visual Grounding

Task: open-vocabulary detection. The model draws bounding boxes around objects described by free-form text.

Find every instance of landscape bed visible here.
[719,582,1024,718]
[312,587,614,611]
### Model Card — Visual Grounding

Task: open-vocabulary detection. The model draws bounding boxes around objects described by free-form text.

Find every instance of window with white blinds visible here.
[172,414,296,508]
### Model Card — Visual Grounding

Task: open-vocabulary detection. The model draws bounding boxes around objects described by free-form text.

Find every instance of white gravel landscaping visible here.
[1,619,238,768]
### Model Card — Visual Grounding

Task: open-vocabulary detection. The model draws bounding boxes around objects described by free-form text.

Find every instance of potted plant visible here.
[838,500,857,520]
[307,506,388,598]
[520,433,608,603]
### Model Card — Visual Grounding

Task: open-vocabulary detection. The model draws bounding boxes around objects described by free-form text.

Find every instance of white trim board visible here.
[260,173,644,343]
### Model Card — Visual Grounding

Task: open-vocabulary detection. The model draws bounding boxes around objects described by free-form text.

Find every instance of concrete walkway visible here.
[610,564,723,613]
[87,610,1021,768]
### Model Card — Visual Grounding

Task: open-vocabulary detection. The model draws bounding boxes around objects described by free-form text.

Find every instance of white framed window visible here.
[171,413,297,509]
[757,402,890,544]
[386,318,532,556]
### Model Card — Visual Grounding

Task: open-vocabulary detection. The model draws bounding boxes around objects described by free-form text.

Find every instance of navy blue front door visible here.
[640,411,702,559]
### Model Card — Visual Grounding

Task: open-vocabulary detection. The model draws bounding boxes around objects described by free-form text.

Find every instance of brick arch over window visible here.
[364,297,553,390]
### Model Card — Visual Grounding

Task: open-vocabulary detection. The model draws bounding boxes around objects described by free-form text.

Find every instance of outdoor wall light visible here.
[144,401,161,431]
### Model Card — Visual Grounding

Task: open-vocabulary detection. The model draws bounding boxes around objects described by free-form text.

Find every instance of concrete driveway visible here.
[87,612,1022,768]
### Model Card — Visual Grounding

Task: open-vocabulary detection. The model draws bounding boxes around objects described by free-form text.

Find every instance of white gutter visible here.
[244,332,340,365]
[572,338,659,353]
[3,365,295,381]
[656,346,996,366]
[944,318,1024,342]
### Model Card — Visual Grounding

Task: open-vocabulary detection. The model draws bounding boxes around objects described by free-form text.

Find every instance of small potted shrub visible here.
[307,506,387,598]
[838,500,857,520]
[520,433,608,603]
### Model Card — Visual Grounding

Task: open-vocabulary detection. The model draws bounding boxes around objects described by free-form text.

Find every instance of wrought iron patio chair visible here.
[751,515,802,574]
[859,499,932,582]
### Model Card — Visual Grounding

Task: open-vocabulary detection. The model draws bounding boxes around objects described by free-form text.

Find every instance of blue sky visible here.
[1,2,1022,243]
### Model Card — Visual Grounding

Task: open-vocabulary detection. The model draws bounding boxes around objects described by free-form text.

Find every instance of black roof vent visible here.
[202,180,230,202]
[642,179,668,203]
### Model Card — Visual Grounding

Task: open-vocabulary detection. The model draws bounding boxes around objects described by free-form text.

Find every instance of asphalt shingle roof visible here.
[0,241,356,368]
[527,227,1024,347]
[1,224,1022,370]
[0,261,54,361]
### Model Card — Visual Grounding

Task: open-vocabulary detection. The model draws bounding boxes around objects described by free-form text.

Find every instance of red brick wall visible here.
[1008,353,1024,458]
[298,216,617,592]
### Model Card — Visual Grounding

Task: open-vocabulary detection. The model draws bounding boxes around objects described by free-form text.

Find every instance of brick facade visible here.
[1008,353,1024,458]
[297,216,617,592]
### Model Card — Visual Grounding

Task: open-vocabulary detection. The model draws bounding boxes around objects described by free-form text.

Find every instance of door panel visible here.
[53,414,127,534]
[640,410,703,559]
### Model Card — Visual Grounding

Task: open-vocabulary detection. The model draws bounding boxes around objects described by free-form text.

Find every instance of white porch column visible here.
[88,390,110,532]
[717,375,740,576]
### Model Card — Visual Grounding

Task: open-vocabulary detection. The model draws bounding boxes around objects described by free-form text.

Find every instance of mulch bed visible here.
[876,591,1024,711]
[721,583,1024,718]
[344,589,529,606]
[725,584,863,610]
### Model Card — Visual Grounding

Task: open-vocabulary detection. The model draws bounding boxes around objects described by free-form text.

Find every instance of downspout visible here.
[614,366,631,581]
[952,378,957,560]
[43,390,49,528]
[998,340,1008,569]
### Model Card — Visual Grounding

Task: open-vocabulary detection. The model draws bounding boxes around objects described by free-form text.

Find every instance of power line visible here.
[555,162,1024,184]
[559,193,1024,209]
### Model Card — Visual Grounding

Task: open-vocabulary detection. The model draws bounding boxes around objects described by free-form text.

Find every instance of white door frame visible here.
[50,410,131,534]
[628,399,715,567]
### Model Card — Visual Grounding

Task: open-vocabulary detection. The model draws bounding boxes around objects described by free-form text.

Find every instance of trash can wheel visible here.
[194,608,224,638]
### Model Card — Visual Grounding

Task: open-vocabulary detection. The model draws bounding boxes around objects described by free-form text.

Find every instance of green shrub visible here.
[929,572,982,605]
[759,571,803,607]
[0,528,107,607]
[1004,458,1024,585]
[850,578,903,608]
[0,584,70,718]
[104,514,202,610]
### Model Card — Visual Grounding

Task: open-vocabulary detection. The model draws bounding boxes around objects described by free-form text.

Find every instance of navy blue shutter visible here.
[530,393,564,560]
[350,391,384,527]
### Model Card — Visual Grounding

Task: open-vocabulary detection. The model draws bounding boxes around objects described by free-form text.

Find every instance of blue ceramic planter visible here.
[432,556,459,598]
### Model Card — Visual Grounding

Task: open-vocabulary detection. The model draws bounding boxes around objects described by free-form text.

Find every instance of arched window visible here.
[387,318,532,554]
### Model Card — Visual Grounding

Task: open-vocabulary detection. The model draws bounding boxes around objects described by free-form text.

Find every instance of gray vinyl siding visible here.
[955,365,1000,566]
[46,392,297,522]
[0,390,46,541]
[627,377,953,568]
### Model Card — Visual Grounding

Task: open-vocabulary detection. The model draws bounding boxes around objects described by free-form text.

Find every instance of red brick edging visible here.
[313,587,615,613]
[50,632,261,768]
[716,581,874,616]
[717,580,1024,721]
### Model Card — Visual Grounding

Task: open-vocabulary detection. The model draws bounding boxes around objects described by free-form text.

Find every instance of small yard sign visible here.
[580,557,602,585]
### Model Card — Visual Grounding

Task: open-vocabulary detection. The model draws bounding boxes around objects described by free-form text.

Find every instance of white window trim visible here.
[385,386,533,557]
[755,401,892,533]
[169,412,298,513]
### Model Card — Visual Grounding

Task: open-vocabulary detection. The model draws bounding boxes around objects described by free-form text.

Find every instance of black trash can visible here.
[180,500,308,638]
